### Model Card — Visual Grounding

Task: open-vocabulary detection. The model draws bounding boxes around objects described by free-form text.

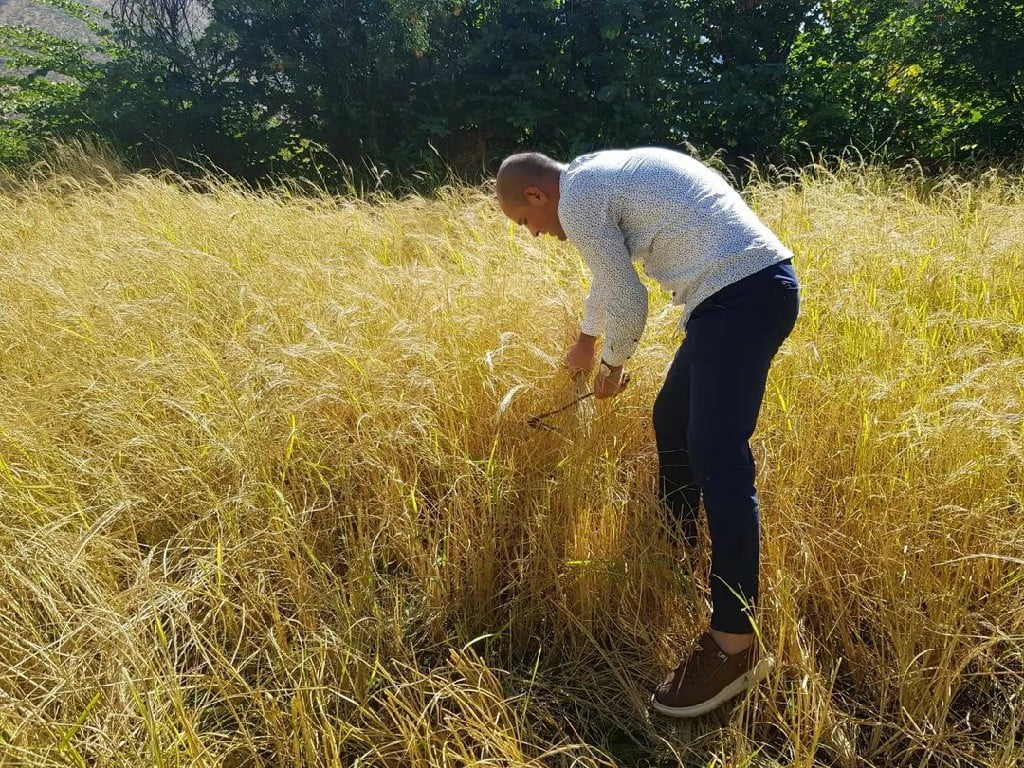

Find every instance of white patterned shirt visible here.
[557,147,793,367]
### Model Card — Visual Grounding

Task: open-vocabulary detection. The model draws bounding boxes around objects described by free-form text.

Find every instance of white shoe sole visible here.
[649,656,775,719]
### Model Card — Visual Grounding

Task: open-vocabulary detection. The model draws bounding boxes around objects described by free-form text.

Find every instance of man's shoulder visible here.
[568,147,734,211]
[560,151,624,203]
[565,149,625,177]
[566,147,708,183]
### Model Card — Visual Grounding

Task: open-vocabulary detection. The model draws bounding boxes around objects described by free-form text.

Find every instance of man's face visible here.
[499,187,566,240]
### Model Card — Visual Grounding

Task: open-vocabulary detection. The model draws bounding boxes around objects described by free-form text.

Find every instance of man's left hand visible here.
[594,362,628,399]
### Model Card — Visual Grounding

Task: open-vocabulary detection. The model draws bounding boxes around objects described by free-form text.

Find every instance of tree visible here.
[3,0,1021,183]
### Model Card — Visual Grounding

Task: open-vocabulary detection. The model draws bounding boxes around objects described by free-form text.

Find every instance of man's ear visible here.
[523,186,549,206]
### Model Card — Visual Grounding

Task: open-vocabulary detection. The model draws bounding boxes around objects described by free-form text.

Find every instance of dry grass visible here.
[0,155,1021,767]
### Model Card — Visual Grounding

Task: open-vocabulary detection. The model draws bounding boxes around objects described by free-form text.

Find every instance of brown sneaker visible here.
[651,632,774,718]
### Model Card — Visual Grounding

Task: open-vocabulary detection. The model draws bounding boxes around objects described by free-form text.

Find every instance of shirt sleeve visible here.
[576,235,648,367]
[560,176,648,367]
[581,285,607,337]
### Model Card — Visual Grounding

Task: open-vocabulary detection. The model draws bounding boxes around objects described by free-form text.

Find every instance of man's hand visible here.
[564,332,597,373]
[594,361,628,399]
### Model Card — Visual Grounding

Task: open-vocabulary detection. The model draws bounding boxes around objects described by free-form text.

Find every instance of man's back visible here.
[558,147,792,319]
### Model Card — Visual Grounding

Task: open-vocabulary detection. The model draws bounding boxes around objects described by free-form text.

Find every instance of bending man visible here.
[496,146,799,718]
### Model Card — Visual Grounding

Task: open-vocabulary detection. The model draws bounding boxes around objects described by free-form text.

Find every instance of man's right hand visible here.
[564,332,597,373]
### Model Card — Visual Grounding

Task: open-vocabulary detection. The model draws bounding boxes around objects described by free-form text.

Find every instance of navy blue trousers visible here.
[653,260,799,634]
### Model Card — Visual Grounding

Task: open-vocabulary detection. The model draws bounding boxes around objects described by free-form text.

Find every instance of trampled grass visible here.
[0,157,1021,767]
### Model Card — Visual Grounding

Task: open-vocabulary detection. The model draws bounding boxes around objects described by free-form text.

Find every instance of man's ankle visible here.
[710,629,754,655]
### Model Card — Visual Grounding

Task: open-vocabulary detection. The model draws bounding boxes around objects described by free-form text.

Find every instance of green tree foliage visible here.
[784,0,1023,164]
[906,1,1023,159]
[2,0,1020,184]
[667,0,817,164]
[204,0,450,178]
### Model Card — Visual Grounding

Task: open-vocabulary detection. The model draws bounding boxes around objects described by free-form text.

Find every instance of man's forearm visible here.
[576,331,627,372]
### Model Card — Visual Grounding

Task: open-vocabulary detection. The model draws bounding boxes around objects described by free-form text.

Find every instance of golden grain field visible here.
[0,156,1021,767]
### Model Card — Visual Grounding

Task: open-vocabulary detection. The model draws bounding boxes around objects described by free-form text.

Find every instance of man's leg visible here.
[653,340,701,547]
[687,332,777,638]
[652,261,799,718]
[686,278,799,637]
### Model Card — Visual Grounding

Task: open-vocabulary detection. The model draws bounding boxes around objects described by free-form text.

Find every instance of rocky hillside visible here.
[0,0,108,43]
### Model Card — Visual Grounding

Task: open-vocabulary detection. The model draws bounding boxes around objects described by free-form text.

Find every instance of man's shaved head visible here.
[495,151,567,240]
[496,152,564,205]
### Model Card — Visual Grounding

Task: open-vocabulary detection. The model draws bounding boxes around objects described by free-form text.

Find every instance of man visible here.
[496,147,799,717]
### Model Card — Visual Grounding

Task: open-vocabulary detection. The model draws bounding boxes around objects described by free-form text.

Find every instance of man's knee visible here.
[687,431,754,484]
[652,387,679,438]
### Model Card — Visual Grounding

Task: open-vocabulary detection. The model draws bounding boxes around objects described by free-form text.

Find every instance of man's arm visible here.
[565,331,598,372]
[564,249,647,379]
[559,171,648,387]
[564,286,606,372]
[581,285,607,339]
[578,237,648,368]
